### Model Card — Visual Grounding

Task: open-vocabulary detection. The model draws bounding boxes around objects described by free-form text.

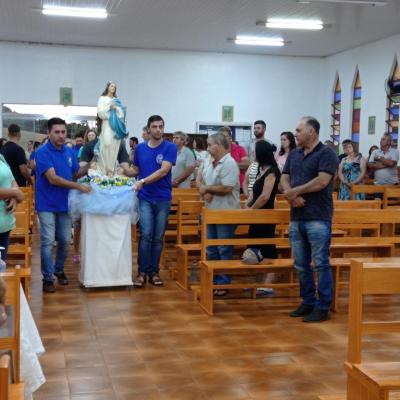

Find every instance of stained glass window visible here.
[331,76,341,145]
[352,70,361,144]
[386,60,400,147]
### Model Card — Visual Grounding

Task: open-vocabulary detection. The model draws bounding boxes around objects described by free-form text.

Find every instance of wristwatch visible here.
[140,179,146,185]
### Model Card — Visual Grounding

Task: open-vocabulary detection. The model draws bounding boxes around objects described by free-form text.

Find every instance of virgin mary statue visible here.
[97,81,128,176]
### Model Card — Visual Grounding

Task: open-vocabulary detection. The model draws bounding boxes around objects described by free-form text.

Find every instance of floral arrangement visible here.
[80,171,135,190]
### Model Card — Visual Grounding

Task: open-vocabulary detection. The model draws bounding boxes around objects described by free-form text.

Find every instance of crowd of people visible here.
[0,107,399,323]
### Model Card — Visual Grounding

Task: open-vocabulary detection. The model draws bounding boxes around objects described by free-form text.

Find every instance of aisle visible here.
[28,231,400,400]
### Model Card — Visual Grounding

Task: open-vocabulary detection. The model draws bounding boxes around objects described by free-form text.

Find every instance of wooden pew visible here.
[7,211,31,298]
[274,199,382,209]
[350,184,386,200]
[0,355,24,400]
[19,186,34,231]
[161,192,200,268]
[319,259,400,400]
[383,186,400,208]
[175,200,382,291]
[198,209,400,315]
[0,270,22,383]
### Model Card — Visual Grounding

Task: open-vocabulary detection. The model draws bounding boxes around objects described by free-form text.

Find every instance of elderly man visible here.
[218,126,249,191]
[368,133,399,186]
[281,116,338,323]
[197,132,240,294]
[171,131,196,188]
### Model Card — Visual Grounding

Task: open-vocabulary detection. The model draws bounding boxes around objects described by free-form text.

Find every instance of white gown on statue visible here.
[97,95,124,175]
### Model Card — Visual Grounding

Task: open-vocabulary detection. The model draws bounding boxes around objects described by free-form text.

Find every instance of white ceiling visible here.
[0,0,399,57]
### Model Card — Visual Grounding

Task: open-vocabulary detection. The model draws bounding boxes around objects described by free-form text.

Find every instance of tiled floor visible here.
[28,233,400,400]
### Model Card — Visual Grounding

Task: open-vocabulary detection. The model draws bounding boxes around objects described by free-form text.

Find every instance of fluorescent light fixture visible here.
[234,36,285,47]
[42,5,107,19]
[266,18,323,30]
[3,104,97,119]
[297,0,386,5]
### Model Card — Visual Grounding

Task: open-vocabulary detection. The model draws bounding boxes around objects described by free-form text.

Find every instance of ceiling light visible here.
[297,0,386,5]
[42,5,108,19]
[266,18,323,30]
[233,36,285,47]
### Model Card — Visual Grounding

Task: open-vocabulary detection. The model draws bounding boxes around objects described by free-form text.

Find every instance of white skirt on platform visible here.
[79,213,133,287]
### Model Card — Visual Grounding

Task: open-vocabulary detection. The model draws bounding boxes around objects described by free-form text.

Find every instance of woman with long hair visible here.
[245,141,281,259]
[275,131,296,171]
[338,139,366,200]
[366,144,379,179]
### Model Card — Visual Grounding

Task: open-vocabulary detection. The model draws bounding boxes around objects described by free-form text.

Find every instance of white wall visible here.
[324,33,400,156]
[0,42,326,145]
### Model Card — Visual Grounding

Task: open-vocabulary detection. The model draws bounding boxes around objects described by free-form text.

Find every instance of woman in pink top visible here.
[275,131,296,171]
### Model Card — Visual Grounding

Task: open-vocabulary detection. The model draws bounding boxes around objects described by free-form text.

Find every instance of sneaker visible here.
[54,272,69,285]
[149,274,164,286]
[256,288,275,297]
[133,273,146,288]
[303,308,330,323]
[213,289,228,297]
[43,281,56,293]
[289,303,314,318]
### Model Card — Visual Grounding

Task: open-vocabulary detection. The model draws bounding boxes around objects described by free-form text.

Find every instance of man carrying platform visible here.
[132,115,177,288]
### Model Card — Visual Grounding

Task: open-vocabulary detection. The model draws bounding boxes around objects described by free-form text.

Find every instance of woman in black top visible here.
[245,141,281,259]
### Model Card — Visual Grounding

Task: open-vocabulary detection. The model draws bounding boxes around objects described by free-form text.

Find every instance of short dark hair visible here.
[8,124,21,137]
[48,117,67,132]
[255,141,278,168]
[254,120,266,129]
[303,116,320,135]
[342,139,353,146]
[33,141,40,150]
[130,137,139,144]
[383,133,393,142]
[147,115,164,128]
[75,133,84,139]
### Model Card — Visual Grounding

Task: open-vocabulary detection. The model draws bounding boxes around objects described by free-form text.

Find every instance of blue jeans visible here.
[138,198,171,276]
[207,224,236,284]
[288,220,332,311]
[38,212,72,283]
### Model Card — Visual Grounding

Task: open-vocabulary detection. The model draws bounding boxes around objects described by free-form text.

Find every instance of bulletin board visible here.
[196,122,253,154]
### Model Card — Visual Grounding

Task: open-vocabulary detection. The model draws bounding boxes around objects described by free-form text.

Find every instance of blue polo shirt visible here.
[134,140,177,202]
[35,141,79,212]
[283,142,338,221]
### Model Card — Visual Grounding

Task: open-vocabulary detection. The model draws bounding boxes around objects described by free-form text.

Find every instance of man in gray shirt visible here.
[368,133,399,185]
[197,132,240,292]
[171,131,196,188]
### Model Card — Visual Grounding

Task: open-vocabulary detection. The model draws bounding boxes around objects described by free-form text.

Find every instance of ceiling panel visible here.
[0,0,398,56]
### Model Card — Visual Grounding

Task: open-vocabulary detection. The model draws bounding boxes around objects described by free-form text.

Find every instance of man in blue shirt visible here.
[281,116,338,323]
[35,118,91,293]
[72,133,84,162]
[132,115,177,287]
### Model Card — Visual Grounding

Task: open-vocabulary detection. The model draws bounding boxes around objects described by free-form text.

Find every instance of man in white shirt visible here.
[368,133,399,185]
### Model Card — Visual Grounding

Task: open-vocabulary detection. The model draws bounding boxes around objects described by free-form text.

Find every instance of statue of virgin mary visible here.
[96,81,128,176]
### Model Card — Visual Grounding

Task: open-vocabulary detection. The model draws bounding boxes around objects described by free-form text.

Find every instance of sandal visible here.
[133,273,146,288]
[0,304,7,327]
[149,274,163,286]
